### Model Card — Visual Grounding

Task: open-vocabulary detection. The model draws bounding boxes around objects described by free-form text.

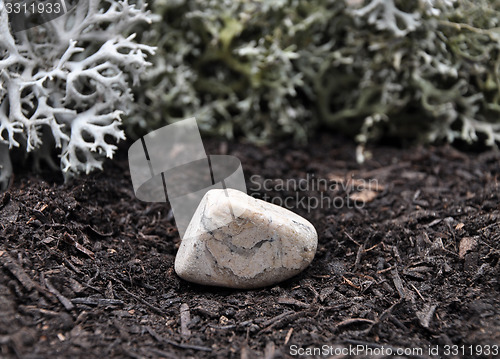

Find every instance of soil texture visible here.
[0,134,499,358]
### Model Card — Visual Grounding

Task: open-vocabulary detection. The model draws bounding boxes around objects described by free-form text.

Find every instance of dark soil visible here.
[1,134,499,359]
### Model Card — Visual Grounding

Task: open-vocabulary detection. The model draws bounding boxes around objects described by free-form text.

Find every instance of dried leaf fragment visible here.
[350,190,379,203]
[459,237,477,259]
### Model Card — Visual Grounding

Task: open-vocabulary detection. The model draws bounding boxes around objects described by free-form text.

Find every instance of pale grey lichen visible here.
[2,0,499,187]
[129,0,313,144]
[297,0,500,154]
[133,0,500,158]
[0,0,156,188]
[351,0,421,37]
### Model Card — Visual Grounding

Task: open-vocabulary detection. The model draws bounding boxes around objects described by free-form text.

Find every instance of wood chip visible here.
[391,269,406,300]
[0,252,57,304]
[350,190,378,203]
[416,304,437,328]
[319,287,336,302]
[240,342,250,359]
[354,240,366,270]
[335,317,375,328]
[180,303,191,338]
[42,274,74,311]
[62,232,95,259]
[459,237,477,259]
[277,297,309,308]
[146,326,211,352]
[0,201,19,223]
[264,341,275,359]
[0,251,36,291]
[104,280,114,299]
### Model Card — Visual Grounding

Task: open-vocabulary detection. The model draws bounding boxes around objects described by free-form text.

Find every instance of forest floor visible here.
[0,134,499,358]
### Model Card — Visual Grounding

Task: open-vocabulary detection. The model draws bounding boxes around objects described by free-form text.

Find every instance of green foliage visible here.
[131,0,500,150]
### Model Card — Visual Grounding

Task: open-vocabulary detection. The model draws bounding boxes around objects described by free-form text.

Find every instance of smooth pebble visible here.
[174,189,318,288]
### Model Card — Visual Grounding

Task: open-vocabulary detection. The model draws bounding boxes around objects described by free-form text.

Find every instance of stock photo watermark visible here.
[249,174,380,212]
[4,0,75,32]
[289,343,499,357]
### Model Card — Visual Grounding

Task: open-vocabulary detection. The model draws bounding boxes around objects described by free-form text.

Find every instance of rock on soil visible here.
[175,188,317,288]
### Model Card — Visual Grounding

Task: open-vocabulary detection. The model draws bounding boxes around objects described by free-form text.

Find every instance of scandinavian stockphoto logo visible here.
[249,174,380,212]
[4,0,77,32]
[128,118,247,239]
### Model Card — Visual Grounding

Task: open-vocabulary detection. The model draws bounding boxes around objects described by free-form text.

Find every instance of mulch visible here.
[0,134,499,358]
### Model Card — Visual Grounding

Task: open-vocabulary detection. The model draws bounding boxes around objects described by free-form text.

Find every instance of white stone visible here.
[174,189,318,288]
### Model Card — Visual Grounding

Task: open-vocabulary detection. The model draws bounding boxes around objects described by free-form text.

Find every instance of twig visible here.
[260,310,294,328]
[410,283,425,301]
[376,266,393,274]
[284,328,293,345]
[42,273,74,311]
[116,281,165,315]
[63,258,82,274]
[258,310,312,335]
[26,204,49,224]
[378,299,402,322]
[365,243,379,252]
[342,276,361,290]
[390,315,408,331]
[145,348,178,359]
[349,272,376,281]
[71,297,124,306]
[146,326,211,352]
[277,297,309,308]
[208,323,237,330]
[344,231,361,246]
[363,299,403,334]
[79,281,104,294]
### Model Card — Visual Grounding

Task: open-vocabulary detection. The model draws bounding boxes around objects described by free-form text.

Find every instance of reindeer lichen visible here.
[1,0,499,188]
[0,0,156,188]
[133,0,500,159]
